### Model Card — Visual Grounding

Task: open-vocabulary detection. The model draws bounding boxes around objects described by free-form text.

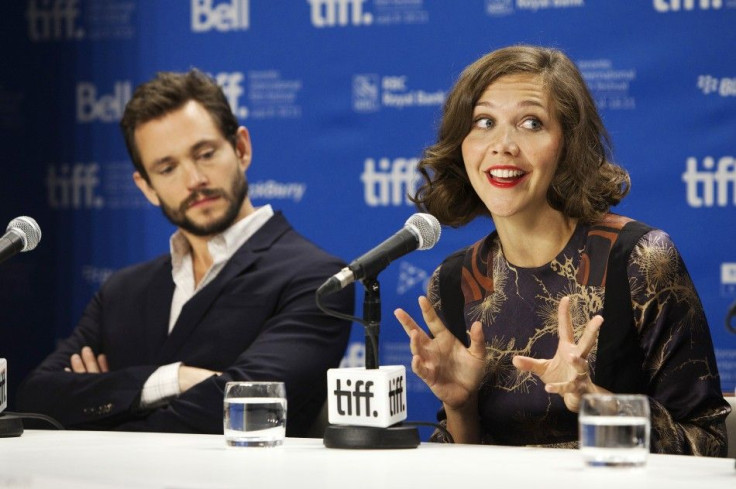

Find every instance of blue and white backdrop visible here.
[1,1,734,439]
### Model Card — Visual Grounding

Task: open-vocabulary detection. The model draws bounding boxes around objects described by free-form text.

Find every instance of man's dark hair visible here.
[120,69,239,182]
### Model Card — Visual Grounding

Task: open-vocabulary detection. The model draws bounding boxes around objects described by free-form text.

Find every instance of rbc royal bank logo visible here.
[486,0,514,15]
[654,0,723,11]
[353,74,445,112]
[361,157,420,207]
[46,163,104,209]
[353,75,380,112]
[308,0,373,27]
[192,0,250,32]
[722,263,736,296]
[697,75,736,96]
[26,0,84,41]
[76,81,132,123]
[682,156,736,207]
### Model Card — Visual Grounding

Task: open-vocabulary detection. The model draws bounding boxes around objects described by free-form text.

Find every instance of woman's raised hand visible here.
[394,296,486,410]
[512,296,605,412]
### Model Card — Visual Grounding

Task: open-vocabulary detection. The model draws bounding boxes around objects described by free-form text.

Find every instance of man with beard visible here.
[16,70,354,436]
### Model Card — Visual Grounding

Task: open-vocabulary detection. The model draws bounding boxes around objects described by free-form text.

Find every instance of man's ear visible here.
[133,171,161,207]
[235,126,252,172]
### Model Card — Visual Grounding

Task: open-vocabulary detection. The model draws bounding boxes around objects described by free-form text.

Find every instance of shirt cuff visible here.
[139,362,183,408]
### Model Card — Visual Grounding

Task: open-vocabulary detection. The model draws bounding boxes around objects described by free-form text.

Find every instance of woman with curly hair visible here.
[394,45,730,455]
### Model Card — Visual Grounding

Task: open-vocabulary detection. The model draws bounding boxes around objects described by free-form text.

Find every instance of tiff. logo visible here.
[654,0,722,11]
[214,72,248,118]
[388,376,405,416]
[26,0,84,41]
[46,163,104,209]
[333,379,375,417]
[682,156,736,207]
[361,157,420,207]
[308,0,373,27]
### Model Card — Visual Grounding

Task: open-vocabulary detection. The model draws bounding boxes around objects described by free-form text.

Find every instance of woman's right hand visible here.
[394,296,486,410]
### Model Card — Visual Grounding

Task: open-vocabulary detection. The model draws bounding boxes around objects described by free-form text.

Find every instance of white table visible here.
[0,430,733,488]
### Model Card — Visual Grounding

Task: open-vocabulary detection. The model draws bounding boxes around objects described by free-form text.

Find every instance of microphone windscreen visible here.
[7,216,42,252]
[405,213,440,250]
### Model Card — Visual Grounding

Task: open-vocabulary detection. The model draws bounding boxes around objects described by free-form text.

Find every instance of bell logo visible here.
[192,0,249,32]
[26,0,84,41]
[307,0,373,28]
[654,0,722,11]
[682,156,736,207]
[76,81,132,123]
[361,157,420,207]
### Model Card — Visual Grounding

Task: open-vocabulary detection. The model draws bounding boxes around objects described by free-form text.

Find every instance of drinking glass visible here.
[579,393,650,467]
[223,381,287,447]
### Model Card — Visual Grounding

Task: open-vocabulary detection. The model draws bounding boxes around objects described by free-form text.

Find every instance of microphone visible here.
[0,216,42,266]
[317,213,441,296]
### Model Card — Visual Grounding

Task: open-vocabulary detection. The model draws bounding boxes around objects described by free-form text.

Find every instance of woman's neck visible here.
[493,209,577,268]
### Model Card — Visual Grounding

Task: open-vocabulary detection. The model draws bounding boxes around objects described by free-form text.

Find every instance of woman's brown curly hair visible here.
[413,45,630,227]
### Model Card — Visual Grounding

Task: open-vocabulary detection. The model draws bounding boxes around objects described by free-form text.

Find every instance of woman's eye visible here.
[521,118,542,130]
[472,117,494,129]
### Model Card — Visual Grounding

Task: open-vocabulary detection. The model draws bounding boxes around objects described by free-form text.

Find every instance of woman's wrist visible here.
[443,394,482,444]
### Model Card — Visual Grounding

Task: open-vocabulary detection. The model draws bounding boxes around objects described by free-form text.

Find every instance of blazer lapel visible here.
[155,212,291,364]
[144,258,175,363]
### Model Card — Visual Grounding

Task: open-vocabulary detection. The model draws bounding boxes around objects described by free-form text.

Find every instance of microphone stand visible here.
[322,276,420,449]
[363,277,380,370]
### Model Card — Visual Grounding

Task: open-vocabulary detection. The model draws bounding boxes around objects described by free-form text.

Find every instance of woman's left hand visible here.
[512,296,606,412]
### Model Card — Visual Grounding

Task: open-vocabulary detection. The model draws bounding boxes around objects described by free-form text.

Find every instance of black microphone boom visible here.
[0,217,42,266]
[317,213,440,296]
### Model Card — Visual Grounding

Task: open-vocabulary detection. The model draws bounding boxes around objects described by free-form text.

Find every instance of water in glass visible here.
[580,415,649,467]
[224,396,287,447]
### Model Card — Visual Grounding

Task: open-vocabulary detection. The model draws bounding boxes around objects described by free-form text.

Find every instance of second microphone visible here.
[317,213,441,297]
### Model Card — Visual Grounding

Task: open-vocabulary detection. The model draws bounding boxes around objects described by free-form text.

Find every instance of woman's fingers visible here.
[544,354,589,394]
[557,295,602,359]
[468,321,486,359]
[556,296,574,344]
[416,296,448,338]
[394,307,423,336]
[578,315,603,358]
[512,355,549,377]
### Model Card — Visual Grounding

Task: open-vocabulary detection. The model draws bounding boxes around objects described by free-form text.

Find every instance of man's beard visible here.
[159,171,248,237]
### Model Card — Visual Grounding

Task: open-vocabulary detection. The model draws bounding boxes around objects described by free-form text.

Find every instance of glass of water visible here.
[223,381,287,447]
[579,393,650,467]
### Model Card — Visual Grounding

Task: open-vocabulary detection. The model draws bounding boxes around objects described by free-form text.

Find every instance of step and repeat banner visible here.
[1,1,735,437]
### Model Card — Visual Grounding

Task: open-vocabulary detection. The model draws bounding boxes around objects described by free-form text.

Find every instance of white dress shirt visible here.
[139,205,274,408]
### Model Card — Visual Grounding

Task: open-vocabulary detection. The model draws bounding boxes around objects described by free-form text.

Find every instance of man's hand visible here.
[178,365,221,393]
[65,346,109,373]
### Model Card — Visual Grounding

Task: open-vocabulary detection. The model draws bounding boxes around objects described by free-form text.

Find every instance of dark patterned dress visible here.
[427,214,730,456]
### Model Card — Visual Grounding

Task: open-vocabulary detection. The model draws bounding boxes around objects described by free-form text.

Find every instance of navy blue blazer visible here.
[17,212,354,436]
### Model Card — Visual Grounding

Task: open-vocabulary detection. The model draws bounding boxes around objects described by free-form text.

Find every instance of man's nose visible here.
[183,161,208,189]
